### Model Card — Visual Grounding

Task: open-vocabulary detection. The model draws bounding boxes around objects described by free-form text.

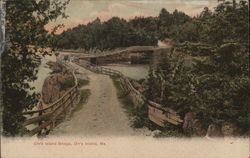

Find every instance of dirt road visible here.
[50,62,151,137]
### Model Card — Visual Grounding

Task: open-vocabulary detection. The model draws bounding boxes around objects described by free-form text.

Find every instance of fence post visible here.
[62,96,67,118]
[37,101,43,136]
[51,120,55,130]
[69,90,74,108]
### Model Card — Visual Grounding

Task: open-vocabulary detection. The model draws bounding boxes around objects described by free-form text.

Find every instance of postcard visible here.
[0,0,249,157]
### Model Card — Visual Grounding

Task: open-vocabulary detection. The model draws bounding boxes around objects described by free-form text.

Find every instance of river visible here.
[26,54,56,132]
[103,64,149,80]
[29,54,56,93]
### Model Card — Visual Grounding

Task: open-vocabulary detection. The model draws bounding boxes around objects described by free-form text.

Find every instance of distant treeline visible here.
[52,9,191,51]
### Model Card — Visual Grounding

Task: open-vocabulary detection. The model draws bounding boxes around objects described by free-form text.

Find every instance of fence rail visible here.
[76,61,183,126]
[22,59,79,136]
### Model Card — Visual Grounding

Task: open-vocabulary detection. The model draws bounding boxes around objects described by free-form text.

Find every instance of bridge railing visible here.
[65,46,158,59]
[22,60,78,136]
[76,62,183,126]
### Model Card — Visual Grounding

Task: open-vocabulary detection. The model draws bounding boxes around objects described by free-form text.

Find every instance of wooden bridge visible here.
[61,45,171,65]
[62,46,156,57]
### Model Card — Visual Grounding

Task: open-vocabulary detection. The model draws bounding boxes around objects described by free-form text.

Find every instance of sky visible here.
[45,0,219,34]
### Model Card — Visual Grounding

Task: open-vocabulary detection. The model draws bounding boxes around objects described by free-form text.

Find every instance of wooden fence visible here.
[22,60,78,136]
[77,62,145,107]
[76,62,183,126]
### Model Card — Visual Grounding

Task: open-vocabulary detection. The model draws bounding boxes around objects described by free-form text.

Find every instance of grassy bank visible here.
[112,76,185,137]
[54,89,91,128]
[70,89,91,117]
[111,76,157,130]
[153,125,185,138]
[77,78,89,88]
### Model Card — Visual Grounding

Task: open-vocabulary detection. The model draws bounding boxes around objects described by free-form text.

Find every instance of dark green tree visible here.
[146,0,249,135]
[158,8,172,27]
[1,0,69,136]
[54,16,158,51]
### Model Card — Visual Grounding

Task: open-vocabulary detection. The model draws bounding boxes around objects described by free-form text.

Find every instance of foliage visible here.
[154,125,185,138]
[54,16,159,51]
[189,43,249,130]
[77,78,89,88]
[61,77,75,90]
[146,0,249,134]
[112,77,157,130]
[146,52,193,117]
[70,89,90,117]
[1,0,69,136]
[171,0,249,45]
[158,8,191,40]
[53,7,192,51]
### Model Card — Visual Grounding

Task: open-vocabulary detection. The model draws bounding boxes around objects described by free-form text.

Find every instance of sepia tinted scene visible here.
[0,1,249,157]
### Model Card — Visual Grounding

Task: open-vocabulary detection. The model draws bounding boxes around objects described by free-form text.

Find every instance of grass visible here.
[61,78,75,90]
[45,89,90,136]
[49,71,61,75]
[70,89,91,117]
[111,76,185,137]
[77,78,89,88]
[111,76,158,130]
[154,130,185,138]
[153,124,185,138]
[111,77,135,111]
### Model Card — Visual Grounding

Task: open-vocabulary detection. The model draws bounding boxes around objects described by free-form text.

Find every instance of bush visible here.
[77,79,89,88]
[61,78,75,90]
[154,124,185,138]
[112,77,158,130]
[70,89,91,117]
[154,129,185,138]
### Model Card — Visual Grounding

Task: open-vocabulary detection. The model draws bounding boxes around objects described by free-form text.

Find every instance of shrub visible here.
[70,89,91,117]
[61,78,75,90]
[77,79,89,88]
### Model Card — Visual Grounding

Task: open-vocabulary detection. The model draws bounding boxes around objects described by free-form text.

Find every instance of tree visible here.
[1,0,69,136]
[185,43,249,130]
[172,9,191,25]
[199,7,212,18]
[158,8,172,27]
[158,8,191,40]
[146,0,249,135]
[53,16,158,51]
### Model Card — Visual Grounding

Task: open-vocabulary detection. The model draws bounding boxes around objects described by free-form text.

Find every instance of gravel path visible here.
[50,62,152,137]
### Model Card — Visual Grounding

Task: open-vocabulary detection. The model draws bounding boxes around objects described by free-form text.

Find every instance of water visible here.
[103,64,149,80]
[26,54,56,131]
[29,54,56,93]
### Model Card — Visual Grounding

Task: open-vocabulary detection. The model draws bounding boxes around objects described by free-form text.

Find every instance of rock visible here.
[42,73,74,104]
[221,122,237,136]
[183,112,194,129]
[46,61,68,73]
[192,119,207,136]
[182,112,206,136]
[152,130,161,136]
[206,123,223,137]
